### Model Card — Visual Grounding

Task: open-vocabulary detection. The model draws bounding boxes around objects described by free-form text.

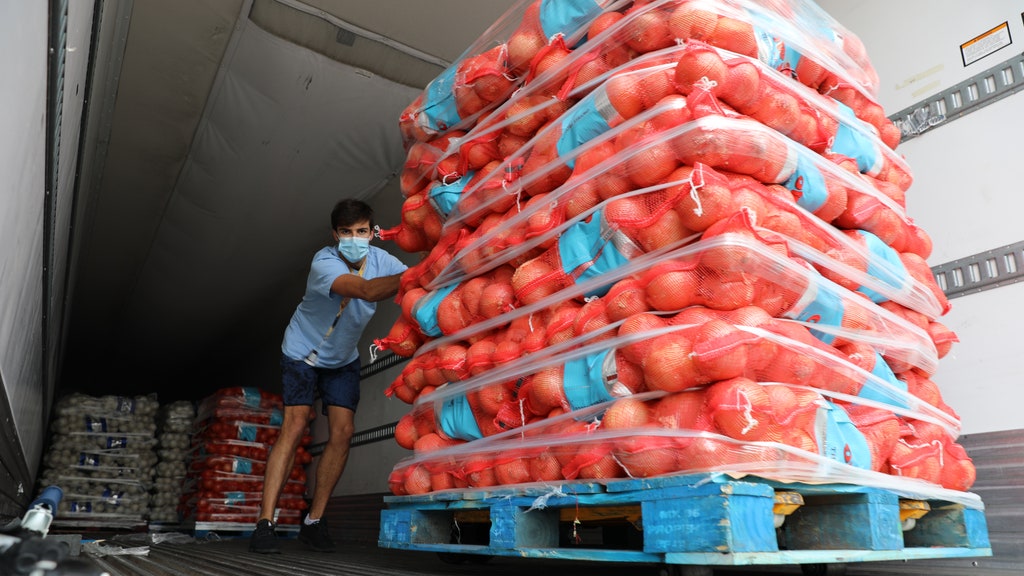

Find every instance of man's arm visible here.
[330,272,402,302]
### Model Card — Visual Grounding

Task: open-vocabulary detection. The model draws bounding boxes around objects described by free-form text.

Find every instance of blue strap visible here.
[419,65,462,134]
[241,387,261,408]
[563,350,614,410]
[233,457,253,475]
[858,352,910,410]
[438,394,484,441]
[413,283,459,337]
[539,0,604,41]
[429,170,474,218]
[557,209,630,298]
[753,27,785,71]
[788,273,845,344]
[821,401,872,470]
[833,103,881,174]
[238,424,257,442]
[855,230,911,303]
[269,409,283,427]
[784,153,828,213]
[556,95,612,169]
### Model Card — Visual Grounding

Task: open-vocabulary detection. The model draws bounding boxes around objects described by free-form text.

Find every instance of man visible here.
[250,198,407,554]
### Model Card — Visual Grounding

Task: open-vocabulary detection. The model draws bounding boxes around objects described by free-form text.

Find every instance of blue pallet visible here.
[378,473,991,567]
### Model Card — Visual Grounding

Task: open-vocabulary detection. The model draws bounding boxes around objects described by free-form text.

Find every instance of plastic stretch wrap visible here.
[179,387,310,526]
[191,439,312,466]
[389,0,901,255]
[44,476,151,519]
[389,389,976,501]
[397,299,958,438]
[44,445,157,471]
[193,419,311,446]
[396,102,929,298]
[48,431,158,452]
[392,220,939,378]
[379,0,970,498]
[186,507,301,525]
[187,455,306,484]
[188,494,305,512]
[182,490,306,525]
[188,491,306,509]
[400,0,887,149]
[185,469,305,496]
[54,393,160,419]
[617,0,895,144]
[399,0,630,144]
[196,387,283,415]
[673,41,911,190]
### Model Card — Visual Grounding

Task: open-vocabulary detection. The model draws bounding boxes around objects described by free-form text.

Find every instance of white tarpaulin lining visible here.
[115,13,419,364]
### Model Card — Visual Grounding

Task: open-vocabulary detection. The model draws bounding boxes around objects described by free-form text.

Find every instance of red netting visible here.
[378,1,976,499]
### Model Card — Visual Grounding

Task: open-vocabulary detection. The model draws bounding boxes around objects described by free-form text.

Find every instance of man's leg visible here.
[259,404,314,521]
[307,405,355,520]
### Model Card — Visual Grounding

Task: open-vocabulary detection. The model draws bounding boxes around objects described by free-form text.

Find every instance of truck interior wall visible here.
[819,2,1024,574]
[897,93,1024,435]
[61,0,247,399]
[63,0,431,400]
[0,0,48,519]
[815,0,1024,436]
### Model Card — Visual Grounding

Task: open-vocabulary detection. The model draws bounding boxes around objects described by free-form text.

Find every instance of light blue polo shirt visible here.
[282,245,407,368]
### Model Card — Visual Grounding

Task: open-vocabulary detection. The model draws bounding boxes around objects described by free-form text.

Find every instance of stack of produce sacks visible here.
[38,393,159,529]
[179,387,310,527]
[149,400,197,524]
[376,0,977,506]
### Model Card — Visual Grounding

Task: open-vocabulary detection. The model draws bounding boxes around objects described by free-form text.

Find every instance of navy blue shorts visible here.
[281,354,361,414]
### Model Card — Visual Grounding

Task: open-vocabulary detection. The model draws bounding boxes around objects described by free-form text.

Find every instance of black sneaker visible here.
[249,519,280,554]
[298,518,336,552]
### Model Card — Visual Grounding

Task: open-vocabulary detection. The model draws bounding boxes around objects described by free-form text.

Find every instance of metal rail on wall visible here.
[931,240,1024,299]
[884,52,1024,299]
[889,51,1024,143]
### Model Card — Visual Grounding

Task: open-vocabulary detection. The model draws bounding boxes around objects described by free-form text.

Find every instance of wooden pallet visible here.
[378,473,991,573]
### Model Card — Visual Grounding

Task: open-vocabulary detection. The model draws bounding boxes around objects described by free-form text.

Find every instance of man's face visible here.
[333,219,372,242]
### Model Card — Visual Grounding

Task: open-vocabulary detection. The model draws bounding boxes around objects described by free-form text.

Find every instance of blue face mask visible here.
[337,236,370,263]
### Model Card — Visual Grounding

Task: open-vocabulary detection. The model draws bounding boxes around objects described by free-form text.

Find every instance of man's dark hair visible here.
[331,198,374,229]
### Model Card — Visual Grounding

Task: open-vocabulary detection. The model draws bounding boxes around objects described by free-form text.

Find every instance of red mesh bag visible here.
[493,449,536,485]
[940,441,977,492]
[705,377,781,443]
[888,420,945,485]
[603,277,650,322]
[927,320,958,359]
[843,404,899,472]
[373,316,423,358]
